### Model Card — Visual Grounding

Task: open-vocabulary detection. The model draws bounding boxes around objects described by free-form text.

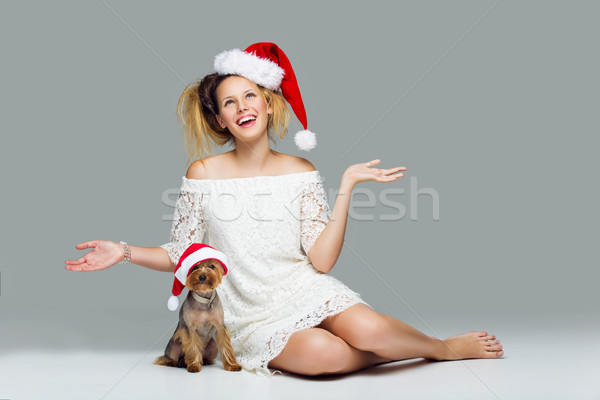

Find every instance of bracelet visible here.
[119,241,131,263]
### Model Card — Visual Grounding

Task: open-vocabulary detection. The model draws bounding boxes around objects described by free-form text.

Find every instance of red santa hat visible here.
[167,243,229,311]
[213,42,317,151]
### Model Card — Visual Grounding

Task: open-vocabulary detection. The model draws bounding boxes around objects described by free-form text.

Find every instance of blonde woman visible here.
[65,43,503,376]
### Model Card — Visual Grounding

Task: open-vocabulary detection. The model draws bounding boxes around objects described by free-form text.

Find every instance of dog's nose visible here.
[199,275,207,282]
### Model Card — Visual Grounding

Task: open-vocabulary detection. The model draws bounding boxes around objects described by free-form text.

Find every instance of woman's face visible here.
[215,75,273,142]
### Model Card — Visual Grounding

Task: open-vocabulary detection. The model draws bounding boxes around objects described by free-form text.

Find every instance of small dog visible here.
[154,259,242,373]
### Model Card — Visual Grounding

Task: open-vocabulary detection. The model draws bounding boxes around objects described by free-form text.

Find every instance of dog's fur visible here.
[154,259,242,373]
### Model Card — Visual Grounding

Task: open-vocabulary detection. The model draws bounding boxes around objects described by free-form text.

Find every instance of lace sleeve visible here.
[300,179,331,255]
[159,189,207,265]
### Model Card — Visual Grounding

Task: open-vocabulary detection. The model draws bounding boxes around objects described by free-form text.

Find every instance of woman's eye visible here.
[247,93,255,98]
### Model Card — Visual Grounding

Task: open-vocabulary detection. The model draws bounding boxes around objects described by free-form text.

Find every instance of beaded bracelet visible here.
[119,241,131,263]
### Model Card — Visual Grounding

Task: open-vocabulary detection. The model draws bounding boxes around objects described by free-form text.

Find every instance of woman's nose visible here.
[237,100,248,112]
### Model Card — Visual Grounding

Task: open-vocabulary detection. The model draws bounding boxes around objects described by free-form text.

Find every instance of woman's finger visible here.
[65,257,86,265]
[382,166,407,175]
[366,159,381,166]
[66,263,85,271]
[389,172,405,178]
[375,172,404,182]
[76,241,97,249]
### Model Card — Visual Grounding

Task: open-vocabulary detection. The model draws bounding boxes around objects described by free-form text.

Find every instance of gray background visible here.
[1,0,598,355]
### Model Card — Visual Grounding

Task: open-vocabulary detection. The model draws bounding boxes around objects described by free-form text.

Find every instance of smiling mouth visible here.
[237,115,257,127]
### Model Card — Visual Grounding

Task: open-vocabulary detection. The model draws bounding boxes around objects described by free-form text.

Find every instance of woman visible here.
[65,43,503,376]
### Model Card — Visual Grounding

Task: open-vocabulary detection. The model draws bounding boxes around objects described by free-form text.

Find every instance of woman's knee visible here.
[311,332,355,374]
[270,328,355,376]
[335,312,395,352]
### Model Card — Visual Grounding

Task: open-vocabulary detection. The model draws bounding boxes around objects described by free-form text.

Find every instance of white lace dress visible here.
[160,170,368,375]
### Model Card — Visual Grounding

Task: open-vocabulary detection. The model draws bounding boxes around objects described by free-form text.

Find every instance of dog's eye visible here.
[209,265,215,270]
[191,266,199,272]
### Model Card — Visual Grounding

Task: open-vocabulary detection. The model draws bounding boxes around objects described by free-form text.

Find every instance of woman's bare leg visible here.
[268,327,392,376]
[318,304,504,361]
[268,304,502,376]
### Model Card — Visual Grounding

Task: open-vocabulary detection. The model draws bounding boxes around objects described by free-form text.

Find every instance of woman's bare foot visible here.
[435,331,504,360]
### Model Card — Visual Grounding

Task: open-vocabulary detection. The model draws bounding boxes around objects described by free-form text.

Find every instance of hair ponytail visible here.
[176,74,231,167]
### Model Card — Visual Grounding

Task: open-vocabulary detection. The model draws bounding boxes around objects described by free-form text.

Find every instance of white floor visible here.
[1,312,598,400]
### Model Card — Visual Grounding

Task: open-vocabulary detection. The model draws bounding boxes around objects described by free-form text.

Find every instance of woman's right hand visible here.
[65,240,124,272]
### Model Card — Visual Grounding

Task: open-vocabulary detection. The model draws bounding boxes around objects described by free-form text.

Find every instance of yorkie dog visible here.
[154,258,241,373]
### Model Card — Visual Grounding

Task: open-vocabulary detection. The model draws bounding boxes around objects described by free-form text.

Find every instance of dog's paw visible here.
[187,363,201,373]
[225,362,242,372]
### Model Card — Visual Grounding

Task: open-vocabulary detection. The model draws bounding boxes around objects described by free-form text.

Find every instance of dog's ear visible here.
[184,272,195,289]
[214,261,226,277]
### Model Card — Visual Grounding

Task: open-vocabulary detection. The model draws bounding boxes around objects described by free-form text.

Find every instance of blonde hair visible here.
[176,73,291,167]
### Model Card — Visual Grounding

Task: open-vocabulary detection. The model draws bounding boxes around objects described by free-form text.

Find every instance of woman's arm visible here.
[65,240,176,273]
[308,159,406,273]
[129,245,176,272]
[307,178,355,273]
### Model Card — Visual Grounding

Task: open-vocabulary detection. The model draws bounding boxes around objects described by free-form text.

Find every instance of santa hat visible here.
[214,42,317,151]
[167,243,229,311]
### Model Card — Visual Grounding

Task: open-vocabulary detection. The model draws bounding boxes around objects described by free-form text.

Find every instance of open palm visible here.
[65,240,123,272]
[343,159,406,185]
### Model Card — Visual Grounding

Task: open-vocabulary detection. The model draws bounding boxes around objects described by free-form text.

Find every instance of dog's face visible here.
[185,259,225,292]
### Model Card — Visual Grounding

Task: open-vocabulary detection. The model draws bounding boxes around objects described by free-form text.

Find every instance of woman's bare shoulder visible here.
[186,152,316,179]
[185,153,232,180]
[278,153,316,173]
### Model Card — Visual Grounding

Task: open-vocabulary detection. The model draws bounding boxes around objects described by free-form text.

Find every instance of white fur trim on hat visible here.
[294,129,317,151]
[214,49,285,91]
[174,247,229,284]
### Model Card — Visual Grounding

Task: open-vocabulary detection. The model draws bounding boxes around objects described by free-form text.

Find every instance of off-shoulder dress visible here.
[160,170,368,375]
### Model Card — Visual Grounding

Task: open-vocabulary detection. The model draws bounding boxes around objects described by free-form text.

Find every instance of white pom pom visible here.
[167,295,179,311]
[294,129,317,151]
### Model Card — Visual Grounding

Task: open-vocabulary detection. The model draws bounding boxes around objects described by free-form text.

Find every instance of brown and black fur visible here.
[154,259,242,373]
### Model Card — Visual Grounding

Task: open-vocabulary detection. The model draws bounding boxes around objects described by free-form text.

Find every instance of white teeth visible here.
[237,116,256,125]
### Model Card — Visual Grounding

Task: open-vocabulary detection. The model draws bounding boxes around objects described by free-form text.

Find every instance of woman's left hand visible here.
[342,159,406,187]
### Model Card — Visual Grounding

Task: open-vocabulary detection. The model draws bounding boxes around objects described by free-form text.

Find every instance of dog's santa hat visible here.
[167,243,229,311]
[214,42,317,151]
